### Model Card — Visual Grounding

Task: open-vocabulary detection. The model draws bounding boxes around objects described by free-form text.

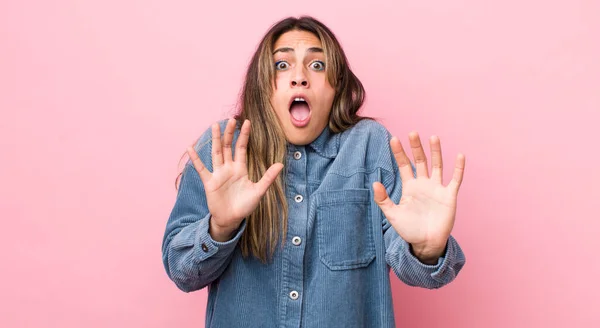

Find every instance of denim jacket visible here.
[162,119,466,328]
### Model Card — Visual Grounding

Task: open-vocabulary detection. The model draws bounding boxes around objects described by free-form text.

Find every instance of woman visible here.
[162,16,466,327]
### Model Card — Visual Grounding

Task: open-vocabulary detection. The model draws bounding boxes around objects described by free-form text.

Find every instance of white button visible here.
[294,195,303,203]
[293,151,302,160]
[292,236,302,246]
[289,290,299,300]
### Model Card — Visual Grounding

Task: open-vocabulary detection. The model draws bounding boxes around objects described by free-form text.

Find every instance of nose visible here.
[291,79,308,87]
[290,67,309,88]
[292,79,308,87]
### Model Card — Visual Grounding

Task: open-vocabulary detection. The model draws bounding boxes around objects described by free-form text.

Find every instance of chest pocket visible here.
[313,189,376,270]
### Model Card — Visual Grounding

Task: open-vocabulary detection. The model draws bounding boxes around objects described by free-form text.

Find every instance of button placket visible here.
[279,145,307,326]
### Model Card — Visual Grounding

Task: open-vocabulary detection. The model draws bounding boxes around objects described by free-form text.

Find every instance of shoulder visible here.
[339,118,392,151]
[343,118,390,138]
[330,118,396,174]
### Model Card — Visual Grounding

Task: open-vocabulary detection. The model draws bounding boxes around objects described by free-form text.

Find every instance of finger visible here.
[222,118,236,164]
[430,135,443,184]
[187,146,211,183]
[390,137,415,182]
[255,163,284,195]
[447,153,466,195]
[372,182,396,215]
[234,120,250,164]
[211,123,224,168]
[409,132,429,178]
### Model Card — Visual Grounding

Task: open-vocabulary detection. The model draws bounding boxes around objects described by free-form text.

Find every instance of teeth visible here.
[294,97,306,102]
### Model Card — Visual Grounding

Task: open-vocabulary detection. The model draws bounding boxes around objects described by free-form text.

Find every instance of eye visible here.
[275,61,289,70]
[310,60,325,71]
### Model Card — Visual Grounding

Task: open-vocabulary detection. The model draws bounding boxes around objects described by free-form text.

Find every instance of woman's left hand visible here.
[373,132,466,265]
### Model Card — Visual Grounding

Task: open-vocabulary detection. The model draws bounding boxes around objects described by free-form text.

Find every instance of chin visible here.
[284,134,312,146]
[282,128,317,146]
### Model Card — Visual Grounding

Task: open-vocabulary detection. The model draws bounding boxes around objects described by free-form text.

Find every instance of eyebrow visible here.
[273,47,323,55]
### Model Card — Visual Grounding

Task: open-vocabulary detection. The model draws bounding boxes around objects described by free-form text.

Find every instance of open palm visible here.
[187,119,283,237]
[373,132,465,263]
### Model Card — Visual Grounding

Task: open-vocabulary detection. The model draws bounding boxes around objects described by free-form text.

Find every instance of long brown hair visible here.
[177,16,369,263]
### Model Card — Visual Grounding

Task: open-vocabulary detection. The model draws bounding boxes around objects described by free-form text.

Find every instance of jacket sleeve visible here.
[161,122,246,292]
[378,130,466,289]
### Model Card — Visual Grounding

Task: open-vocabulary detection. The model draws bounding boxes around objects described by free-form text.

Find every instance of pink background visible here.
[1,0,598,327]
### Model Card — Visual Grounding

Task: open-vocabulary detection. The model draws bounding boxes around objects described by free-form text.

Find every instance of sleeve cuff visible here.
[400,235,458,278]
[194,215,246,262]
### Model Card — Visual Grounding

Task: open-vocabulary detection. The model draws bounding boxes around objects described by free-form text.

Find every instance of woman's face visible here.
[270,30,336,146]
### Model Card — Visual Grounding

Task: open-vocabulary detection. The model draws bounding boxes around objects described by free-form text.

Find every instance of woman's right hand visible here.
[186,118,284,242]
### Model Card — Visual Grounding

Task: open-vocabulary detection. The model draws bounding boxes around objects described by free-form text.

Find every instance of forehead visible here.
[273,30,322,49]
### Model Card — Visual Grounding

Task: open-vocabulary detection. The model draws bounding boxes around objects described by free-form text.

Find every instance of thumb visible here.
[255,163,284,195]
[372,182,395,214]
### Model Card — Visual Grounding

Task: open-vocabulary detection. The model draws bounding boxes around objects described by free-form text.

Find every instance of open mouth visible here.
[289,95,311,127]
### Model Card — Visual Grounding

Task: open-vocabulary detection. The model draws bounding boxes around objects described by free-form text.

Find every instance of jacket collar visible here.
[306,125,339,158]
